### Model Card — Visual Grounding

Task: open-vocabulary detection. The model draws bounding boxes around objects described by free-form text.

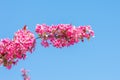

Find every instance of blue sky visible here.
[0,0,120,80]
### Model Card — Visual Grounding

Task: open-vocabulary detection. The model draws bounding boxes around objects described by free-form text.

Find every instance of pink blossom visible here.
[0,24,94,69]
[21,68,30,80]
[0,39,16,69]
[14,25,36,53]
[41,40,49,47]
[36,24,94,48]
[0,25,36,69]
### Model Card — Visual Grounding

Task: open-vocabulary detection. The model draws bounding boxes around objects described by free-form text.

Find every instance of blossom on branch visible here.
[13,25,36,53]
[0,26,36,69]
[36,24,94,48]
[21,68,30,80]
[0,24,94,69]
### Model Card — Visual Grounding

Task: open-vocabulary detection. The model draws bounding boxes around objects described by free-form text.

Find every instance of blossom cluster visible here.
[0,26,35,69]
[36,24,94,48]
[21,68,30,80]
[0,24,94,69]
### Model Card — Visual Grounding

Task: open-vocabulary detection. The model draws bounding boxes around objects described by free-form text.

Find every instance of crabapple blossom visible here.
[0,26,35,69]
[36,24,94,48]
[13,25,36,53]
[21,68,30,80]
[0,24,94,69]
[0,24,94,80]
[0,38,18,69]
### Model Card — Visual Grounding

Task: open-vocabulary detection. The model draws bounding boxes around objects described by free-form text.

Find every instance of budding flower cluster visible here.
[0,24,94,69]
[21,68,30,80]
[36,24,94,48]
[0,26,35,69]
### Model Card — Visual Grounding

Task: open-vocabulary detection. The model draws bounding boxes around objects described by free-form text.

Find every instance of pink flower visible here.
[21,68,30,80]
[41,40,49,47]
[36,24,94,48]
[0,24,94,69]
[14,25,36,53]
[0,25,36,69]
[0,38,17,69]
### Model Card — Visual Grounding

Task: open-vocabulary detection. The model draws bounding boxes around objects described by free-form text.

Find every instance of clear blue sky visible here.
[0,0,120,80]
